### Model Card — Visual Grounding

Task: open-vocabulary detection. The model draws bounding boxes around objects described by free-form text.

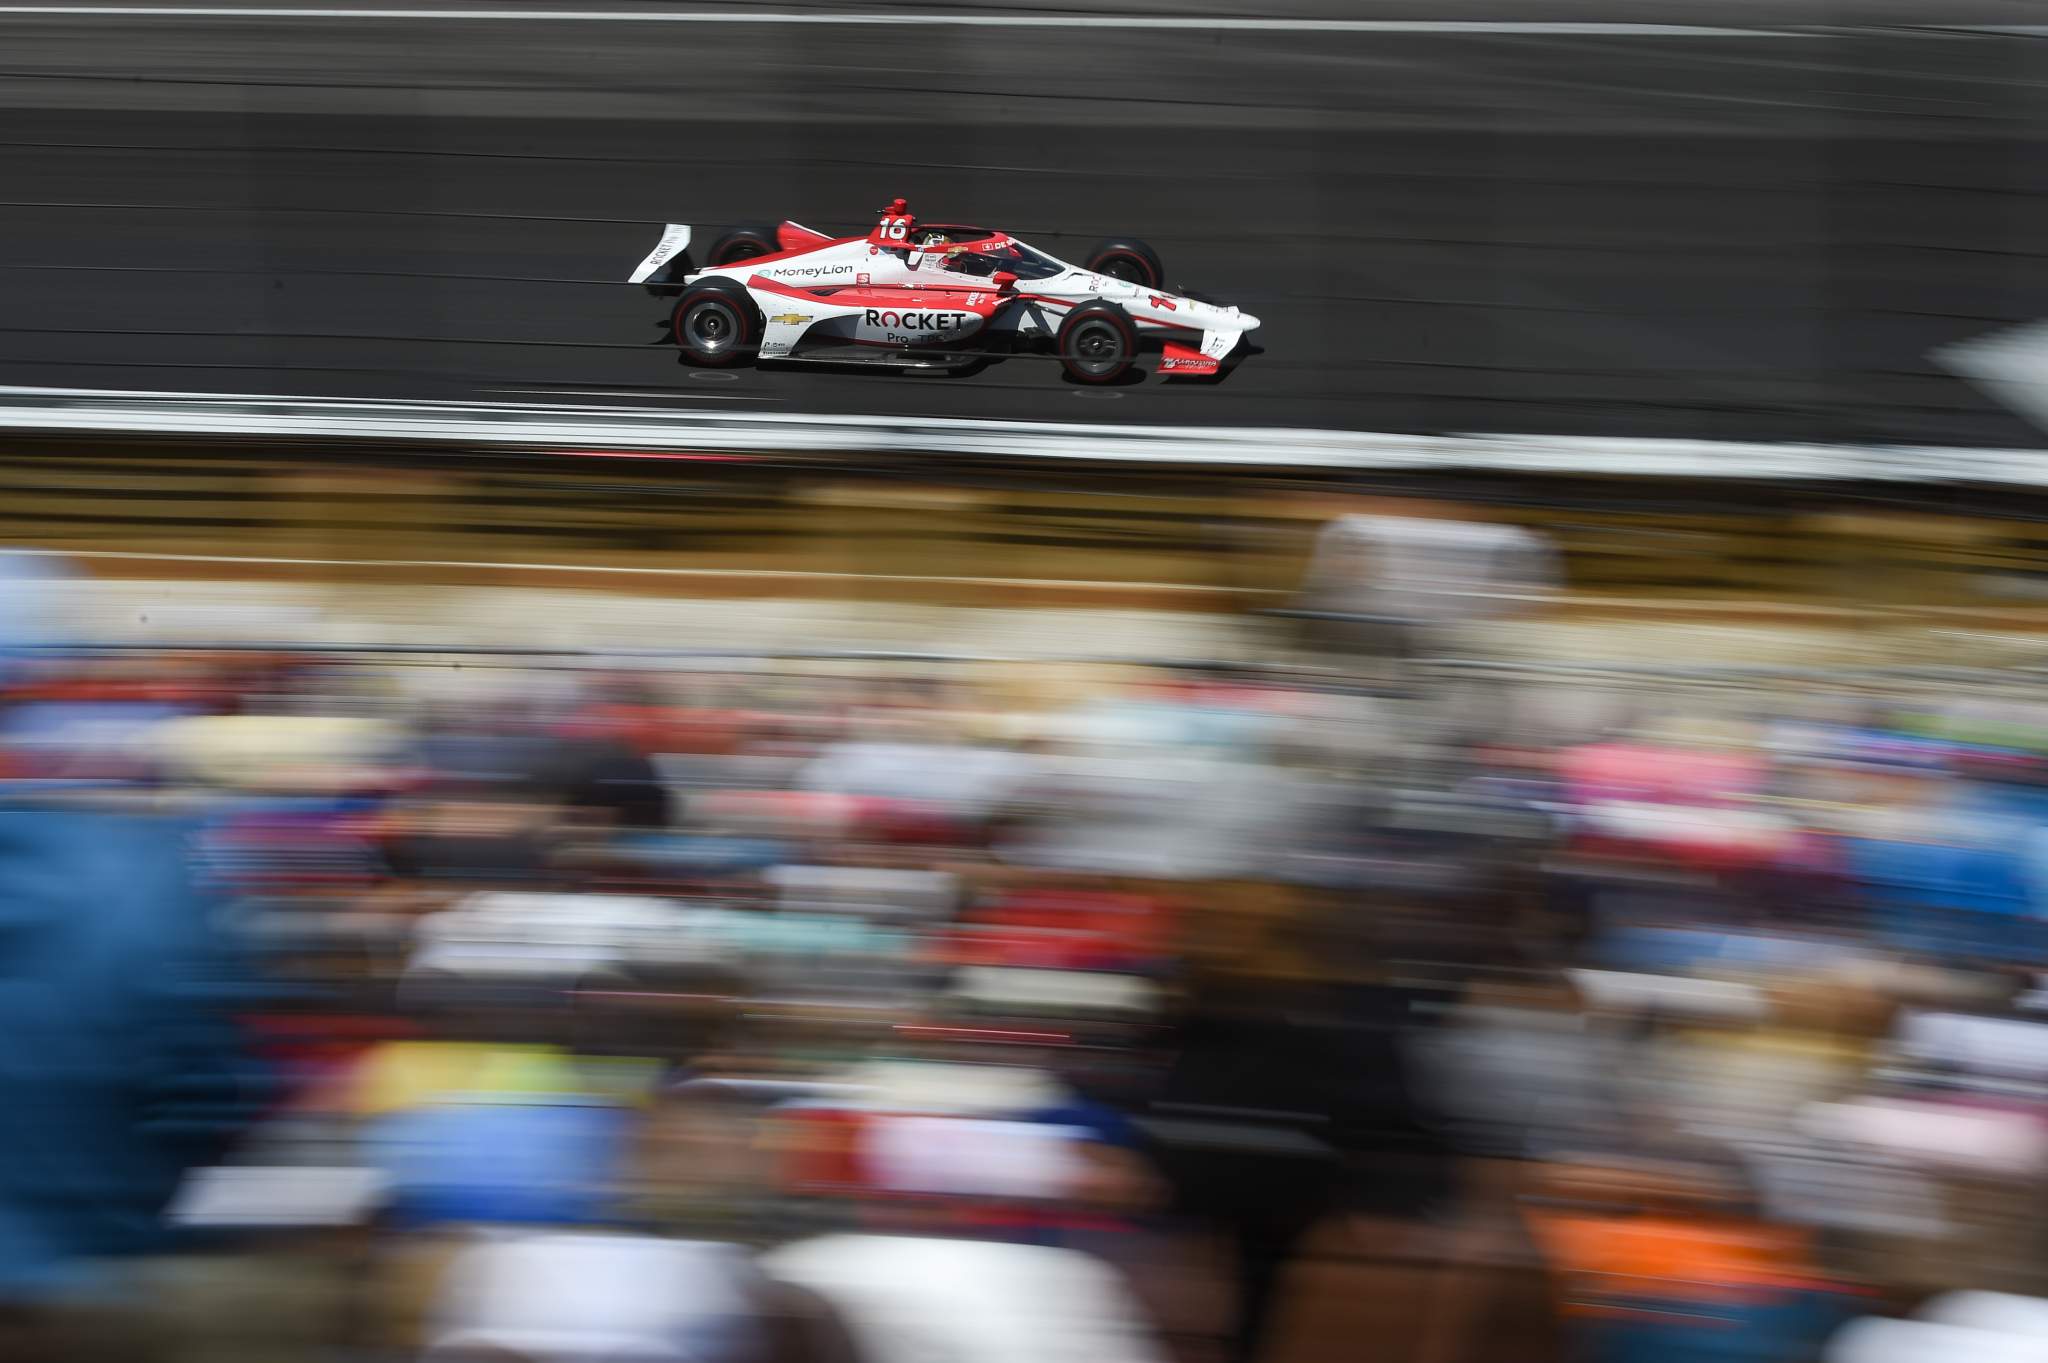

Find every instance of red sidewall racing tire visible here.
[672,281,759,367]
[1057,302,1139,385]
[1084,238,1166,290]
[708,224,781,267]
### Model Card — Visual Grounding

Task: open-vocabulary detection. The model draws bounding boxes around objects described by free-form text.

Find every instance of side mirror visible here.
[993,271,1018,293]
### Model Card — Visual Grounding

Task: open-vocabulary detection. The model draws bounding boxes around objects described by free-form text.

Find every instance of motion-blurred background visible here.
[3,6,2048,1363]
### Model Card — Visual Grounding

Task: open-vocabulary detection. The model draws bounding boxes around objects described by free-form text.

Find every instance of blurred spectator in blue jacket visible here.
[0,806,270,1359]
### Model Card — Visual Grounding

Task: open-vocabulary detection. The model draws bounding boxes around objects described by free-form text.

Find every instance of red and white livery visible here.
[628,198,1260,385]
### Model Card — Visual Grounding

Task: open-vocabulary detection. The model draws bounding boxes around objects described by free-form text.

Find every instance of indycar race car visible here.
[628,199,1260,384]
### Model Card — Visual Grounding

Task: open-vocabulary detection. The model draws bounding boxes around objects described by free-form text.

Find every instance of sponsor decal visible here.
[863,309,968,332]
[1160,355,1215,372]
[966,292,985,307]
[1148,294,1178,311]
[857,272,871,284]
[765,264,847,280]
[767,313,813,326]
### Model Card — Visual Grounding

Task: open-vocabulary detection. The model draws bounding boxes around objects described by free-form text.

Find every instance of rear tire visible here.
[707,224,781,267]
[672,279,759,367]
[1084,237,1165,289]
[1057,302,1138,385]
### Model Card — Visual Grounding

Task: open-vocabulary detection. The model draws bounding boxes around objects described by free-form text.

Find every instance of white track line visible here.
[2,384,2045,482]
[0,7,1811,32]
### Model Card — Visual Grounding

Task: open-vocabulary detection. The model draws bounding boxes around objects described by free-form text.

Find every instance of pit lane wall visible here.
[8,388,2048,663]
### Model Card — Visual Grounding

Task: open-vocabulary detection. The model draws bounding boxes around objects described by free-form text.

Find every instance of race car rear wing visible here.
[629,224,693,289]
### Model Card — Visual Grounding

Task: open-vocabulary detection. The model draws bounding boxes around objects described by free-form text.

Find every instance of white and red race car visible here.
[628,199,1260,384]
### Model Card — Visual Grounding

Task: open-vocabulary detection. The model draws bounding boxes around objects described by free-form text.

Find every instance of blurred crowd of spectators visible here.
[6,646,2048,1363]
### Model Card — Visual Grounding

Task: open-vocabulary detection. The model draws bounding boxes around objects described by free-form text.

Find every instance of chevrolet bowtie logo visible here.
[768,312,813,326]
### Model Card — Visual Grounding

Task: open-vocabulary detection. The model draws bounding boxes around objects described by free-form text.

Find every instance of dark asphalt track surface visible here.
[2,3,2046,445]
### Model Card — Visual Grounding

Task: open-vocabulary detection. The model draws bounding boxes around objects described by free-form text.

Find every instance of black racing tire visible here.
[671,279,760,366]
[707,223,782,267]
[1056,302,1139,385]
[1084,237,1165,289]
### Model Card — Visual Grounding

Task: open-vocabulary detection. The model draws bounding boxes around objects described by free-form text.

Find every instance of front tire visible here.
[1057,302,1138,385]
[672,280,759,367]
